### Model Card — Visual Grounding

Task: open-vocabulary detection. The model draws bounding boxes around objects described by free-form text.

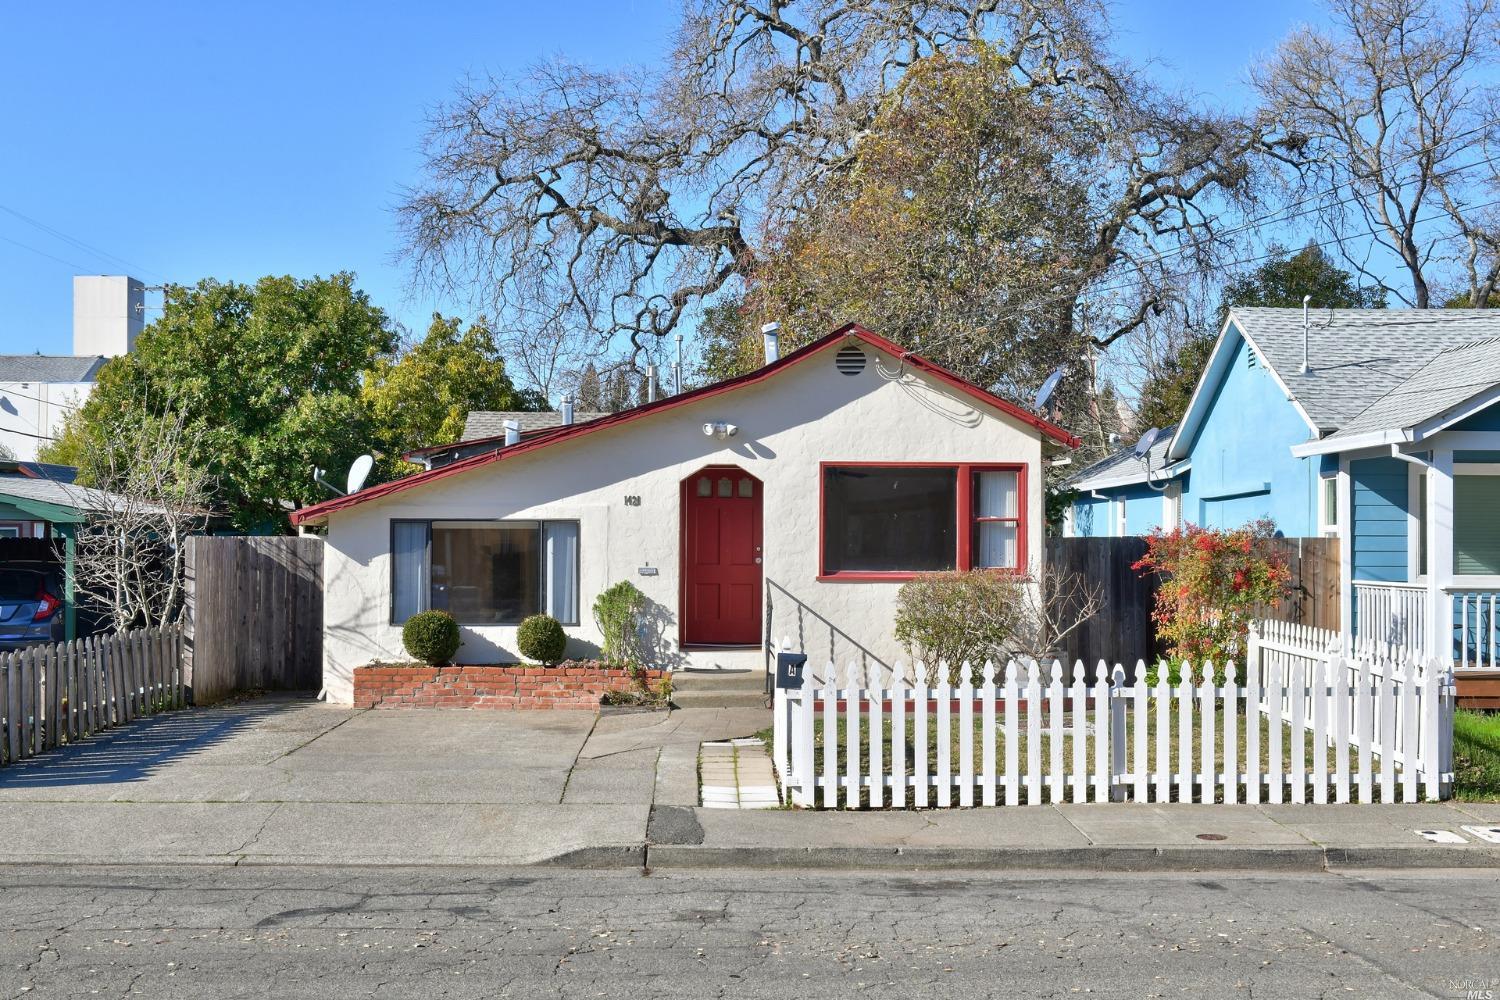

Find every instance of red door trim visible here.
[679,465,764,647]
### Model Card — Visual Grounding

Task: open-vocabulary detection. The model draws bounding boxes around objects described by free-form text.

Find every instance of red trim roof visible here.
[291,324,1078,525]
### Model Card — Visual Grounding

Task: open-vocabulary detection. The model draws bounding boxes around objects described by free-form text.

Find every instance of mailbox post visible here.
[772,649,813,806]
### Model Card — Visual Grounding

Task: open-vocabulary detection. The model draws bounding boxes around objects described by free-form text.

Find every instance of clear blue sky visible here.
[0,0,1322,357]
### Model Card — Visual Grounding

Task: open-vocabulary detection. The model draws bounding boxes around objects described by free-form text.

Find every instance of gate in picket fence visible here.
[0,626,185,767]
[771,640,1454,809]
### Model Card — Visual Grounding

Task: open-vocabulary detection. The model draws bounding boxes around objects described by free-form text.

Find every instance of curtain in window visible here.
[975,470,1019,569]
[392,522,428,624]
[543,521,580,624]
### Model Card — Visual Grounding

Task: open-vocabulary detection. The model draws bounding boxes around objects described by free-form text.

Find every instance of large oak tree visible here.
[400,0,1274,454]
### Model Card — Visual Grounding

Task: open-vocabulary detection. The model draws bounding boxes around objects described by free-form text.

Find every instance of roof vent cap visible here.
[835,344,867,376]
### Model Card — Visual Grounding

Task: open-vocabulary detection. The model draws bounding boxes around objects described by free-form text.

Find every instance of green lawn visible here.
[1453,710,1500,801]
[800,708,1416,808]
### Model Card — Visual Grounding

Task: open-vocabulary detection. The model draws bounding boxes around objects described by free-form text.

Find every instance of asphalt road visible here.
[0,865,1495,999]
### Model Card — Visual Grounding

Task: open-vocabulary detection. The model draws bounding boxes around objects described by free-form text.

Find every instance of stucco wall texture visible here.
[320,344,1049,704]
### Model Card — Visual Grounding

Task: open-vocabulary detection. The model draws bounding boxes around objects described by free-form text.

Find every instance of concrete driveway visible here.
[0,697,764,867]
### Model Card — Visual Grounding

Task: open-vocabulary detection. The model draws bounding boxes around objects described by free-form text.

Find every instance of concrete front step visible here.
[672,690,770,709]
[671,669,770,709]
[673,670,766,691]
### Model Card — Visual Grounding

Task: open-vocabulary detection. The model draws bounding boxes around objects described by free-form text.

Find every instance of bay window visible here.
[820,464,1025,578]
[391,519,580,625]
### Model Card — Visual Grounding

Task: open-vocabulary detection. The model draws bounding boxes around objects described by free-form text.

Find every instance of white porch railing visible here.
[1354,581,1500,669]
[1353,581,1427,653]
[1455,590,1500,669]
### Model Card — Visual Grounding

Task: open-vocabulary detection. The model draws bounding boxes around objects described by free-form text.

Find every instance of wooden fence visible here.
[0,626,184,766]
[1045,537,1153,665]
[772,646,1454,809]
[1045,536,1341,665]
[183,536,323,703]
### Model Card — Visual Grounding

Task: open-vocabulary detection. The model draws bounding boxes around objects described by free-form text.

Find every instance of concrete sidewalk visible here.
[646,800,1500,871]
[3,695,1500,872]
[0,696,766,868]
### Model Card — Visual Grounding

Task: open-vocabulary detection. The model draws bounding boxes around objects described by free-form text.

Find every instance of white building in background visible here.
[0,276,143,461]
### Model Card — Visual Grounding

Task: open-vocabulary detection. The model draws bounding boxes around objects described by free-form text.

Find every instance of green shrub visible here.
[894,571,1027,683]
[517,614,568,664]
[402,610,461,665]
[593,580,648,667]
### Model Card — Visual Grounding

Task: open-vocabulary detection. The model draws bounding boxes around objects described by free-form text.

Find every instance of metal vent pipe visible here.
[762,321,780,364]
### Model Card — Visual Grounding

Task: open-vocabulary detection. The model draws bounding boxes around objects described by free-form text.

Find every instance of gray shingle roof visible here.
[0,355,106,383]
[1323,336,1500,441]
[462,410,610,440]
[0,476,132,515]
[1067,425,1179,491]
[1232,308,1500,433]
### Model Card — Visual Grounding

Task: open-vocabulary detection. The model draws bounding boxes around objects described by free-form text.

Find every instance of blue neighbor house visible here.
[1067,307,1500,668]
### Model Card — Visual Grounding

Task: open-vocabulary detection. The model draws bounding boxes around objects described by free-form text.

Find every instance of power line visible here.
[0,204,167,281]
[907,194,1500,361]
[0,426,55,442]
[0,233,92,273]
[1146,116,1500,271]
[0,384,82,409]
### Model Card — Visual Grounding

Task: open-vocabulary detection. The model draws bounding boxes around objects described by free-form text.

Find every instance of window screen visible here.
[1455,474,1500,575]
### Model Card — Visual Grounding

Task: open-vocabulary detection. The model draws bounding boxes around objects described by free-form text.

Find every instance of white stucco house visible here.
[291,324,1078,705]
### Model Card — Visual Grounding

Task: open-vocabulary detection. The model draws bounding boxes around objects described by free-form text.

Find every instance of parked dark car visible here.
[0,562,65,651]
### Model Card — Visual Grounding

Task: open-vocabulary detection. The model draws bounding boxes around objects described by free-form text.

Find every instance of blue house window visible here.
[1455,471,1500,576]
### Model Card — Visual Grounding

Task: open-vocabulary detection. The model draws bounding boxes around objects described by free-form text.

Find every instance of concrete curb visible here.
[643,843,1500,872]
[0,843,1494,872]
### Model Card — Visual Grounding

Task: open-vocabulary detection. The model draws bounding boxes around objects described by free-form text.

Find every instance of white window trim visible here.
[1407,463,1428,584]
[1406,459,1500,588]
[1452,464,1500,587]
[1161,482,1182,530]
[1317,475,1339,536]
[1114,496,1126,537]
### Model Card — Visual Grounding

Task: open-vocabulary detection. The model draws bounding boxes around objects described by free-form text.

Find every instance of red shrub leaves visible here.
[1133,518,1292,675]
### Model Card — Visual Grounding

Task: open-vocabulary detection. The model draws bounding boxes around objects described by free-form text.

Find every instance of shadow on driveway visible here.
[0,697,315,789]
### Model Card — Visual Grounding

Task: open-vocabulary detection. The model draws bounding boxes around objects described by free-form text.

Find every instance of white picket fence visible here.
[772,636,1455,809]
[1249,619,1453,792]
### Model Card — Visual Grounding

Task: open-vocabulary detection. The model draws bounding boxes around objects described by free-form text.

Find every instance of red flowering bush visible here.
[1133,518,1292,677]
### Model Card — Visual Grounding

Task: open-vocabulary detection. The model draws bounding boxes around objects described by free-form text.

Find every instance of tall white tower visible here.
[72,275,144,357]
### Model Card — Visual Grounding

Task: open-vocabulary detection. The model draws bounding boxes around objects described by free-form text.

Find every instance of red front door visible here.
[682,468,763,645]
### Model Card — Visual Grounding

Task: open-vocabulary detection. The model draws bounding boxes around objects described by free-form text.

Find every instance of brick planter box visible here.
[353,663,666,710]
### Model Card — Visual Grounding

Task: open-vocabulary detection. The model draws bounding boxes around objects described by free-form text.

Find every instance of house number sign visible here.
[624,495,642,506]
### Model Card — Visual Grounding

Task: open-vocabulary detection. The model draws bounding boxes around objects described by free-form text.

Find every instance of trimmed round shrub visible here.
[517,614,568,665]
[402,610,461,666]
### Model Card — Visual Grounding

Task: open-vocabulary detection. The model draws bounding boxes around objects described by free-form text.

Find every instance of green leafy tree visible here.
[43,274,395,532]
[1135,244,1385,432]
[363,313,530,461]
[1134,334,1217,434]
[1221,243,1386,317]
[691,296,757,388]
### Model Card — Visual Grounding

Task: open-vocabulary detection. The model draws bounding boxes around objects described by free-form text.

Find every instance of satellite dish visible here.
[1033,368,1065,411]
[346,454,375,494]
[1133,427,1162,458]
